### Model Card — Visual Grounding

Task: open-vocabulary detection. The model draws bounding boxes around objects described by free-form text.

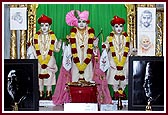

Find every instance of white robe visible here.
[104,34,131,91]
[27,34,60,86]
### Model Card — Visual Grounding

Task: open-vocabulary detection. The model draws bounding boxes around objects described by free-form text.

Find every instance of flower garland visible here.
[69,27,94,74]
[114,88,126,100]
[108,31,130,81]
[34,30,56,69]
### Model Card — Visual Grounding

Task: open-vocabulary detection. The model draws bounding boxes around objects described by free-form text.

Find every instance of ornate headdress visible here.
[66,10,89,27]
[38,14,52,25]
[110,16,125,26]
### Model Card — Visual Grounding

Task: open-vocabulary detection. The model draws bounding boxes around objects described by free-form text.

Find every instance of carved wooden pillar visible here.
[9,4,17,59]
[10,30,17,59]
[156,7,164,56]
[19,4,27,59]
[20,30,27,59]
[27,4,38,46]
[125,4,136,48]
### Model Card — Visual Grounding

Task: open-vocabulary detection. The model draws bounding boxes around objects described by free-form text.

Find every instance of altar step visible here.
[39,100,128,107]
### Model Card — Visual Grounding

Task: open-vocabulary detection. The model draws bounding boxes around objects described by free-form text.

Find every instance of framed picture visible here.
[137,7,156,56]
[128,56,164,111]
[10,7,27,30]
[3,59,39,111]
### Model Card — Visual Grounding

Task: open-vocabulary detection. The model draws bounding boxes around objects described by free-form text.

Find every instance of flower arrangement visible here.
[69,27,94,74]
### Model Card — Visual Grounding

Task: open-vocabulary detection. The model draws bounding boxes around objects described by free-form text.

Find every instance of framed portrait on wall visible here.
[137,32,155,56]
[128,56,164,111]
[3,59,39,111]
[10,7,27,30]
[137,7,156,56]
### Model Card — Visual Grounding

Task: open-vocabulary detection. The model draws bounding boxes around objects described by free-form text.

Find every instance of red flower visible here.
[48,50,52,56]
[87,48,93,54]
[70,28,77,33]
[112,52,116,57]
[123,52,128,57]
[51,40,55,44]
[34,39,38,44]
[73,57,80,63]
[123,32,128,37]
[120,75,125,81]
[84,58,91,64]
[41,64,48,69]
[102,44,106,48]
[86,20,90,24]
[71,48,77,54]
[109,42,113,47]
[49,31,54,34]
[114,75,125,81]
[36,31,41,35]
[39,74,50,79]
[79,71,84,74]
[88,28,95,34]
[36,50,40,56]
[88,38,93,44]
[116,66,123,70]
[114,75,120,80]
[69,38,76,44]
[110,33,114,36]
[125,42,129,47]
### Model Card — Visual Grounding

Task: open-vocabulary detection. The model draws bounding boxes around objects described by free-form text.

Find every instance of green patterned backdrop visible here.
[36,4,128,99]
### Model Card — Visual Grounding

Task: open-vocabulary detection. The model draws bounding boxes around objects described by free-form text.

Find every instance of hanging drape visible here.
[36,4,127,97]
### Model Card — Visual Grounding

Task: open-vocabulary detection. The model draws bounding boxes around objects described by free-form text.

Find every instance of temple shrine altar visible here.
[67,78,98,103]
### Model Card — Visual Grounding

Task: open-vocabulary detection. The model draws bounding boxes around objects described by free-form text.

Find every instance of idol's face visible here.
[78,19,87,30]
[40,23,50,34]
[113,24,124,35]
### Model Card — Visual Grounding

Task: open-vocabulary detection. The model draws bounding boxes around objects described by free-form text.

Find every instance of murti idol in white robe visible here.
[65,10,98,82]
[70,27,94,81]
[102,16,134,98]
[27,14,62,100]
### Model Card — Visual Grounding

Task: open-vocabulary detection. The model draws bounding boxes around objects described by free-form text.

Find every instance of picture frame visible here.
[137,7,156,56]
[10,7,27,30]
[128,56,164,111]
[3,59,39,111]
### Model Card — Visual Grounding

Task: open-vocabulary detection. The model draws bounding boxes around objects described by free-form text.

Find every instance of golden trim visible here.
[20,30,27,59]
[10,30,17,59]
[126,4,164,56]
[125,4,136,48]
[27,4,38,45]
[156,8,164,56]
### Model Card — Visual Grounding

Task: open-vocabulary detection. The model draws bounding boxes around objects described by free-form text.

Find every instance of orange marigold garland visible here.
[108,31,130,81]
[69,27,94,74]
